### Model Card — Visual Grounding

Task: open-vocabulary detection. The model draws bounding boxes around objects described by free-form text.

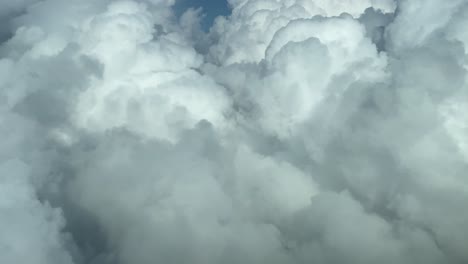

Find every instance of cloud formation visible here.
[0,0,467,264]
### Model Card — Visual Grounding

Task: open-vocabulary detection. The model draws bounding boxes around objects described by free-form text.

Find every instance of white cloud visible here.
[1,0,468,263]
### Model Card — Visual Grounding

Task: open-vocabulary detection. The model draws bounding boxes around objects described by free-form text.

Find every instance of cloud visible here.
[0,0,468,264]
[0,159,74,264]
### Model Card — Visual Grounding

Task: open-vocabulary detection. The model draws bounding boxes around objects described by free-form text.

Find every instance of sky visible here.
[174,0,230,30]
[1,0,468,264]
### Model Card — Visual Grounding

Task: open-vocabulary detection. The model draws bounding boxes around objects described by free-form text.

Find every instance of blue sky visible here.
[174,0,230,30]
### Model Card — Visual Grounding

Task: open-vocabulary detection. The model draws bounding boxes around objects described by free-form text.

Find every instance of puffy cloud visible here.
[67,127,316,263]
[1,0,468,264]
[0,159,74,264]
[208,0,395,64]
[73,0,230,141]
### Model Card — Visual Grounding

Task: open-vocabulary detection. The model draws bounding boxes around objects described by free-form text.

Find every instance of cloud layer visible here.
[1,0,468,264]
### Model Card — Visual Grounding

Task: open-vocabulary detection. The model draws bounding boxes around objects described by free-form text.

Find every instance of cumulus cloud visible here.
[0,0,468,264]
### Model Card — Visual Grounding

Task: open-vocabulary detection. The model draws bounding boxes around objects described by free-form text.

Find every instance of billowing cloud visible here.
[1,0,468,264]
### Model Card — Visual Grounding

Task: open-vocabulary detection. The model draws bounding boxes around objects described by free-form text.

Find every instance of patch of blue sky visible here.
[174,0,231,31]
